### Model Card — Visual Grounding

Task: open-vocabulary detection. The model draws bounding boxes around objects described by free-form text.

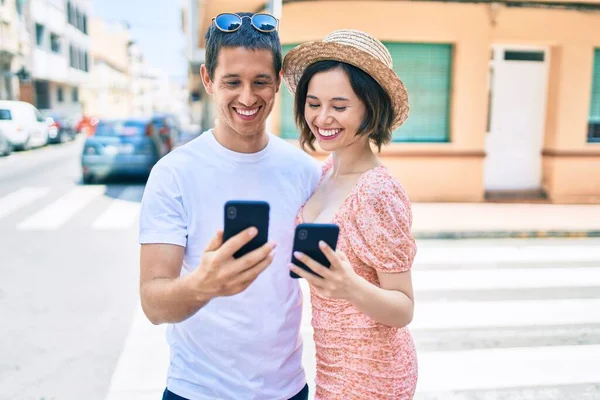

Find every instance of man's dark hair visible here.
[204,12,282,80]
[294,60,395,152]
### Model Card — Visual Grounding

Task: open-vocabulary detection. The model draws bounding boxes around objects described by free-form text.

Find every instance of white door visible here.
[484,46,549,192]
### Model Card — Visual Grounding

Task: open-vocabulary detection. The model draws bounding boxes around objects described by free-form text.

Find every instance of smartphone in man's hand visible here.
[223,200,270,259]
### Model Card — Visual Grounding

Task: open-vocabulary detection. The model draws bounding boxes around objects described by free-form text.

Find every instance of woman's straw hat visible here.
[283,29,409,130]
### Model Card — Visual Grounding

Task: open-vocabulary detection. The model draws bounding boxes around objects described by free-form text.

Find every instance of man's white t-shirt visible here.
[139,130,321,399]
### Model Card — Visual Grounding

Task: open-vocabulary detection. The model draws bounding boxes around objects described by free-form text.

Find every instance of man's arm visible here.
[140,242,203,324]
[140,228,276,325]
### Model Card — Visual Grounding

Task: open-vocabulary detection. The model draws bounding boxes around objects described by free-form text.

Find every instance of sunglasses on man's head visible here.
[212,13,279,33]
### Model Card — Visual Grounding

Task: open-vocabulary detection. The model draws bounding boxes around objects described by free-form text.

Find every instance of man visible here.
[138,11,321,400]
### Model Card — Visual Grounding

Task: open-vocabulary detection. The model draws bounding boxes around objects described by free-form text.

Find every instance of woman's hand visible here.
[290,241,362,301]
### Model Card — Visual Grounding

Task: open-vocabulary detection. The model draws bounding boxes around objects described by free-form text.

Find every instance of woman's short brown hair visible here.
[293,60,395,152]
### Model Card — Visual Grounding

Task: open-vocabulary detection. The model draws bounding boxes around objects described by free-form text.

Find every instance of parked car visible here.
[40,110,76,144]
[152,113,181,150]
[75,115,99,136]
[0,130,12,156]
[0,101,49,150]
[81,118,171,183]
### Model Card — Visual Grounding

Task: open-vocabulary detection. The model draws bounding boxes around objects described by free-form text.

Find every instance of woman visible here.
[282,30,418,399]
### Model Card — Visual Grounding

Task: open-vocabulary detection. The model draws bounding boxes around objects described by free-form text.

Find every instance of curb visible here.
[413,230,600,240]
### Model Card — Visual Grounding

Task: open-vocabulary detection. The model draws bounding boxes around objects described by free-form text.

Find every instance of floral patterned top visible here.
[297,157,418,399]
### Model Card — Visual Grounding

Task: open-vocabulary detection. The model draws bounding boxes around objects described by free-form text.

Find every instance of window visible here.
[50,33,61,53]
[82,14,88,34]
[0,109,12,120]
[69,45,75,68]
[72,87,79,102]
[79,50,86,72]
[35,24,45,47]
[67,1,74,26]
[589,49,600,143]
[68,45,88,72]
[16,0,24,16]
[279,42,453,142]
[57,86,64,103]
[386,43,452,142]
[75,8,81,30]
[34,81,50,110]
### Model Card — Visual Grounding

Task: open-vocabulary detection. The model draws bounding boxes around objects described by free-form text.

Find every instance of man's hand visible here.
[185,227,277,300]
[140,227,275,325]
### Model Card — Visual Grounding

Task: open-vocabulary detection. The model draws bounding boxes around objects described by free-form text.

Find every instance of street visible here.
[0,138,143,400]
[1,141,600,400]
[411,239,600,399]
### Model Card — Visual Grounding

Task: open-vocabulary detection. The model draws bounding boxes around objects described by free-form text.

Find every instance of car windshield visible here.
[0,109,12,120]
[94,121,147,137]
[42,111,60,119]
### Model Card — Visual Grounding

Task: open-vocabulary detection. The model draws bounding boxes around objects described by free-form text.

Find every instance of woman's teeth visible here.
[319,128,341,137]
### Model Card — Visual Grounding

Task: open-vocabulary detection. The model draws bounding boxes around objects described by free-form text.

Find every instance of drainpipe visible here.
[264,0,282,134]
[266,0,282,18]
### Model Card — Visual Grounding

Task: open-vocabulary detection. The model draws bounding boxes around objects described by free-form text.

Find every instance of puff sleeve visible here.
[346,176,416,273]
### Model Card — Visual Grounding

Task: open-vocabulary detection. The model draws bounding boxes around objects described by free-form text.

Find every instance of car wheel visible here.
[22,137,31,151]
[82,174,94,184]
[14,139,29,151]
[3,142,13,156]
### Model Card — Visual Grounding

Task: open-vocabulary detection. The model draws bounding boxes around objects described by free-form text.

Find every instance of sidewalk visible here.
[105,281,317,400]
[104,202,600,400]
[411,202,600,239]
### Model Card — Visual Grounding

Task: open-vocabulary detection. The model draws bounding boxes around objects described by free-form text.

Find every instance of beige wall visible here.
[276,1,600,203]
[195,0,600,203]
[89,19,131,72]
[490,5,600,203]
[84,18,133,118]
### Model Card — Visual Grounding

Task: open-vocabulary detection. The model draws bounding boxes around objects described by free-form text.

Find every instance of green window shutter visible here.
[589,49,600,142]
[280,44,299,139]
[280,42,452,142]
[385,43,452,142]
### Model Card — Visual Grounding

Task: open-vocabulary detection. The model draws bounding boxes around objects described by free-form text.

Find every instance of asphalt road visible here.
[0,137,144,400]
[1,137,599,400]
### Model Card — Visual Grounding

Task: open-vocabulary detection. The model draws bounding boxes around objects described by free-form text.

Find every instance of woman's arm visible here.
[290,244,415,329]
[348,270,414,328]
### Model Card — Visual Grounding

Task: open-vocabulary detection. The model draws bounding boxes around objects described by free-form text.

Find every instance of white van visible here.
[0,101,49,150]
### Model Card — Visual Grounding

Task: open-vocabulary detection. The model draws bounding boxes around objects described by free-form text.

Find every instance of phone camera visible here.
[298,229,308,240]
[226,206,237,220]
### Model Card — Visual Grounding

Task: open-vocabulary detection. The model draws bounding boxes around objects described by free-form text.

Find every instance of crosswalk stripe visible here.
[17,186,106,231]
[413,267,600,291]
[412,299,600,330]
[0,187,50,220]
[415,245,600,264]
[91,187,143,230]
[417,344,600,392]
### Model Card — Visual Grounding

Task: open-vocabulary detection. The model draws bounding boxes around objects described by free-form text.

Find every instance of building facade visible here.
[0,0,31,101]
[81,18,132,119]
[194,0,600,203]
[183,0,208,127]
[30,0,90,115]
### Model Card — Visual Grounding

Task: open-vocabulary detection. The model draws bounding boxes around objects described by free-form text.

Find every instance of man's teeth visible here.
[236,108,259,116]
[319,128,341,137]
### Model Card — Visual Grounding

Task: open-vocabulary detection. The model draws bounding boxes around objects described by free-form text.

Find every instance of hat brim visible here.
[282,41,409,131]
